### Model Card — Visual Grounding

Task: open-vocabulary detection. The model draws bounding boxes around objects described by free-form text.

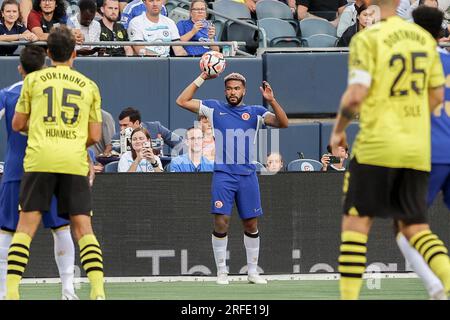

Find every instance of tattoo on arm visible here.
[340,107,356,120]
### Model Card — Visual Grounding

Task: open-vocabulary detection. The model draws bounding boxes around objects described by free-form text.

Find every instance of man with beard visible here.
[99,0,133,56]
[176,72,288,285]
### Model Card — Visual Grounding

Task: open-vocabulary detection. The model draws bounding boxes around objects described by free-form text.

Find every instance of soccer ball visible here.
[199,51,226,77]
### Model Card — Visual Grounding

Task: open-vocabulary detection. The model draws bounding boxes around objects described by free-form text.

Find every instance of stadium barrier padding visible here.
[23,173,450,277]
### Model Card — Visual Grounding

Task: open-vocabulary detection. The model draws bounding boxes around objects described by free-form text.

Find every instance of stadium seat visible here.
[168,7,190,24]
[258,18,301,48]
[256,0,293,20]
[303,34,338,48]
[212,0,252,23]
[164,162,171,172]
[299,18,337,38]
[222,19,259,54]
[104,161,119,173]
[251,160,267,172]
[165,0,180,14]
[287,159,323,172]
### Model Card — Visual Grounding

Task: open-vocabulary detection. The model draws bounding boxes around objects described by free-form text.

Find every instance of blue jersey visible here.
[121,0,168,29]
[432,48,450,164]
[170,153,214,172]
[200,99,269,175]
[176,19,217,56]
[0,81,26,183]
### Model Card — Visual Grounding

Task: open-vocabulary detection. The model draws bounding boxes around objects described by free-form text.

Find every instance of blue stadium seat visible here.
[256,0,293,20]
[299,18,337,38]
[287,159,323,172]
[212,0,252,23]
[303,34,338,48]
[104,161,119,173]
[258,18,301,48]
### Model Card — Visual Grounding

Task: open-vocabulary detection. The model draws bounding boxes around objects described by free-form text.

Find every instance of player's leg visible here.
[6,172,52,300]
[236,172,266,284]
[400,222,450,297]
[210,172,236,284]
[42,197,77,300]
[0,181,19,300]
[58,174,104,300]
[398,168,450,297]
[396,231,444,299]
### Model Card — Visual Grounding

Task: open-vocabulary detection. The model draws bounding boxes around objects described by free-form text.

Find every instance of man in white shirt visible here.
[67,0,101,55]
[337,0,365,37]
[128,0,186,56]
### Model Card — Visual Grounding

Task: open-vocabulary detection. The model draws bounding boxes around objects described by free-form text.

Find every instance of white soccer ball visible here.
[199,51,226,77]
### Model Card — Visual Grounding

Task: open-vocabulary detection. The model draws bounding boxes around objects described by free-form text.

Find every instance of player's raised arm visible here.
[176,72,210,113]
[260,81,288,128]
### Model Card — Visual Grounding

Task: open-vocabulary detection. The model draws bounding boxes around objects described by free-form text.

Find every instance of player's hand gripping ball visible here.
[200,51,226,77]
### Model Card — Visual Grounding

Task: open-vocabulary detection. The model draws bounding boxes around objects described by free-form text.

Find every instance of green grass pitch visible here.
[18,278,429,300]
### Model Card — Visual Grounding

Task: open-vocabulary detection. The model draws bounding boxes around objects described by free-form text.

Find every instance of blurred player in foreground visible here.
[330,0,450,299]
[7,26,105,300]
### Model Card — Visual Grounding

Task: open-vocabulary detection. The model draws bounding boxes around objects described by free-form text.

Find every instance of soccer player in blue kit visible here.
[177,72,288,284]
[0,46,78,300]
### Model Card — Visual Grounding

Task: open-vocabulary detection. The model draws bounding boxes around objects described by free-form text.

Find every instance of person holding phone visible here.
[176,0,220,56]
[320,144,348,171]
[118,127,163,173]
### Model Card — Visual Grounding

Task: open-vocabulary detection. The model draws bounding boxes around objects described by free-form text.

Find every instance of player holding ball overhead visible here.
[176,58,289,285]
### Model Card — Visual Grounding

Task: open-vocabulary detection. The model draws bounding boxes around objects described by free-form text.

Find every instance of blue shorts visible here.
[428,164,450,210]
[211,171,263,219]
[0,181,69,232]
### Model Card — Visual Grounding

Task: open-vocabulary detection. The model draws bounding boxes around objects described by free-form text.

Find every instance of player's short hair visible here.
[224,73,246,87]
[79,0,97,13]
[20,45,46,74]
[412,6,444,40]
[119,107,141,123]
[47,26,75,62]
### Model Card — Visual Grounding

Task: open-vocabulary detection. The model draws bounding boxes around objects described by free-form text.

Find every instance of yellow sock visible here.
[338,230,368,300]
[79,234,105,300]
[6,233,32,300]
[410,230,450,293]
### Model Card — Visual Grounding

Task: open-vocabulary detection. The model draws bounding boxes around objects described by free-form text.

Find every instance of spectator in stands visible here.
[0,0,38,55]
[19,0,33,26]
[198,114,215,162]
[408,0,450,39]
[120,0,167,30]
[170,127,214,172]
[176,0,219,56]
[128,0,186,56]
[118,127,163,172]
[296,0,347,27]
[99,0,133,56]
[337,4,375,47]
[320,144,348,172]
[397,0,413,19]
[265,152,284,173]
[337,0,365,38]
[27,0,70,40]
[67,0,101,55]
[90,109,116,157]
[112,107,183,155]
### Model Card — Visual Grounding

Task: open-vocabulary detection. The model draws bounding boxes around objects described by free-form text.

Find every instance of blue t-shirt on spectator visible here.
[0,22,27,55]
[170,153,214,172]
[176,19,216,56]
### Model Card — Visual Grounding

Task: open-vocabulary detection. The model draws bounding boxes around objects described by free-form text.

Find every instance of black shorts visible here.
[19,172,92,220]
[343,158,429,225]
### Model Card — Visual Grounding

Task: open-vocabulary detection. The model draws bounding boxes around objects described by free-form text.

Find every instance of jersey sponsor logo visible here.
[241,112,250,121]
[214,200,223,209]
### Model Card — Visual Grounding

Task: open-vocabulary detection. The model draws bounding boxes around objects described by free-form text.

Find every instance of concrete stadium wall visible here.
[0,54,349,163]
[22,173,450,278]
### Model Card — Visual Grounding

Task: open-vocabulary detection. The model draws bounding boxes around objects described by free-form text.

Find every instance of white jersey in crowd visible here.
[127,13,180,57]
[67,14,101,52]
[118,151,163,173]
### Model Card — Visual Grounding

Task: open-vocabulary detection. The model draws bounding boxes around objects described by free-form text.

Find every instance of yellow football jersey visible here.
[16,65,102,176]
[348,16,445,172]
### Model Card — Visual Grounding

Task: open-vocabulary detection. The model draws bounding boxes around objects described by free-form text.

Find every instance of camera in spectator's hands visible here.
[328,155,341,164]
[142,141,151,151]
